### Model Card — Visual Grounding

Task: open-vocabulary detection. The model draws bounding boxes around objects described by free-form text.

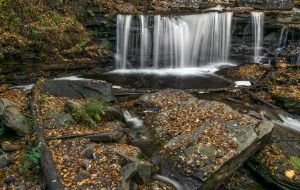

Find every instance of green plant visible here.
[83,98,106,122]
[75,41,88,49]
[71,98,107,128]
[290,156,300,170]
[17,143,41,175]
[71,106,90,126]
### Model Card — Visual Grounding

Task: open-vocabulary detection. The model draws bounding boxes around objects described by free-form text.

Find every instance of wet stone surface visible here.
[135,89,274,190]
[247,126,300,190]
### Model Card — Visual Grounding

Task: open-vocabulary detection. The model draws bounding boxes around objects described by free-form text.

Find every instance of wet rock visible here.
[1,141,20,152]
[0,98,30,136]
[102,105,126,123]
[237,0,294,10]
[141,89,274,190]
[43,79,116,103]
[44,111,75,129]
[216,63,270,82]
[247,126,300,190]
[120,161,153,189]
[272,94,300,115]
[88,130,127,143]
[117,147,157,189]
[0,150,12,168]
[4,175,15,183]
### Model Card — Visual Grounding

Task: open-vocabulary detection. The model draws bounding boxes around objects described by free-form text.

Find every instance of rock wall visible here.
[237,0,294,10]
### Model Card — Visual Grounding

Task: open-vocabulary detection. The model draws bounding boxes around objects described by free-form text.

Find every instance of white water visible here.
[278,113,300,132]
[203,5,225,12]
[251,12,265,63]
[139,15,150,68]
[109,62,235,76]
[152,174,185,190]
[275,27,300,64]
[123,110,144,129]
[115,15,132,69]
[115,13,233,69]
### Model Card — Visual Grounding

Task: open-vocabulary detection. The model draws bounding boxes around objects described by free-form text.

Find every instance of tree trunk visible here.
[30,78,64,190]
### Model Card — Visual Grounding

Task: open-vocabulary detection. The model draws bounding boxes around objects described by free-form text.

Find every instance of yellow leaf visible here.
[285,170,295,179]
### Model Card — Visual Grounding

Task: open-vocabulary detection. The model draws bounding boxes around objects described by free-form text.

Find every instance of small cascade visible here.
[251,12,265,63]
[275,27,300,64]
[278,27,289,49]
[115,13,233,69]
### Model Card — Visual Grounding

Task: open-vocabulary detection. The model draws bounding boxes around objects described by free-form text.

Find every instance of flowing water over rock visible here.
[115,13,233,69]
[251,12,265,63]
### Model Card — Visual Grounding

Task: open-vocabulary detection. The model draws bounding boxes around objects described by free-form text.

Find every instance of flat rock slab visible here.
[139,89,274,190]
[247,126,300,190]
[42,79,116,102]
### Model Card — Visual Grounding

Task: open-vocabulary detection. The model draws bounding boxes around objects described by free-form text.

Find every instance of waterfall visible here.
[139,15,150,68]
[251,12,265,63]
[115,15,132,69]
[115,13,233,69]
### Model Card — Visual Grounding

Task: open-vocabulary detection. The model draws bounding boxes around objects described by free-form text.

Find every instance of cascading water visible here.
[115,12,233,69]
[115,15,132,69]
[251,12,265,63]
[275,27,300,64]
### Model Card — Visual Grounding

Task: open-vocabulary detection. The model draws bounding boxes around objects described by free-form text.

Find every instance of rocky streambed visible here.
[0,71,298,189]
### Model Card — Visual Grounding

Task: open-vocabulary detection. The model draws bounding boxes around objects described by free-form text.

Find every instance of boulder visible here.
[0,150,12,168]
[0,98,30,136]
[118,149,157,190]
[102,105,126,123]
[139,89,274,190]
[42,80,116,103]
[44,111,75,129]
[237,0,294,10]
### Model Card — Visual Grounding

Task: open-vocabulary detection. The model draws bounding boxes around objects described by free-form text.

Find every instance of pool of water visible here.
[85,66,233,90]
